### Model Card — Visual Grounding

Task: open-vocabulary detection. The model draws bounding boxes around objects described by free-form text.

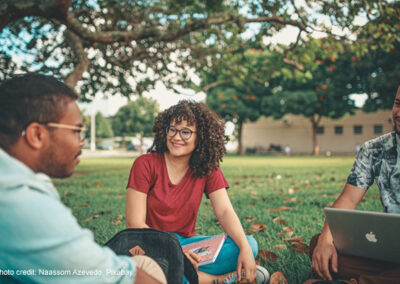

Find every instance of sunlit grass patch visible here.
[55,155,381,283]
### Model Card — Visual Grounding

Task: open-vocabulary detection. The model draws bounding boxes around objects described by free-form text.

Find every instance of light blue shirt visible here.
[0,149,136,283]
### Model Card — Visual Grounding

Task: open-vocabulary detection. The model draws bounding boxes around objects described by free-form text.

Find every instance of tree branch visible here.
[64,31,90,89]
[282,31,305,71]
[242,16,307,31]
[202,80,229,92]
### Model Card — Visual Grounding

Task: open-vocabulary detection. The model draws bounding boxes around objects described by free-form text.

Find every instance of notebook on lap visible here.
[324,207,400,264]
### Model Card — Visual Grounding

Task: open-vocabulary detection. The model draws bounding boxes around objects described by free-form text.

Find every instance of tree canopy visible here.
[112,97,159,149]
[2,0,397,101]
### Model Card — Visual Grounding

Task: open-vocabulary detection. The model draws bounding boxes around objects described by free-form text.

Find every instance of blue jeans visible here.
[176,233,258,277]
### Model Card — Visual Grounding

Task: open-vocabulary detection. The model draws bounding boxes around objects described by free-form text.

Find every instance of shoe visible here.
[256,265,270,284]
[222,265,269,284]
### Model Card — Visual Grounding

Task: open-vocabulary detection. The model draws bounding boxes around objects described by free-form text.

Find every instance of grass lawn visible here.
[54,155,382,283]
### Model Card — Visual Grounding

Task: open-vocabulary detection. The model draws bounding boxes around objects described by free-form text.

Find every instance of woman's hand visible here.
[236,246,256,282]
[184,251,202,271]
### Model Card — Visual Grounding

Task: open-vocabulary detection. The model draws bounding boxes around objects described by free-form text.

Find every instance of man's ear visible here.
[23,122,48,150]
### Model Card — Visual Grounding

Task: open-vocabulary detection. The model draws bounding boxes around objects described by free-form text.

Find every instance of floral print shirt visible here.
[347,132,400,213]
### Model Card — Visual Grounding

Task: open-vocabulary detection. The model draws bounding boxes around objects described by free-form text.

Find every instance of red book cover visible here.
[182,233,226,266]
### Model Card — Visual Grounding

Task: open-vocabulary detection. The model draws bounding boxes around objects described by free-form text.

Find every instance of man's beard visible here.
[393,123,400,136]
[40,144,72,178]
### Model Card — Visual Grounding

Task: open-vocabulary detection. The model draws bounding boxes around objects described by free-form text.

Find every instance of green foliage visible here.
[112,97,159,137]
[88,112,114,138]
[56,155,382,283]
[2,0,397,102]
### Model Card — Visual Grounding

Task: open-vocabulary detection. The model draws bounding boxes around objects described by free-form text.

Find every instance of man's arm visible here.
[312,184,366,280]
[135,268,164,284]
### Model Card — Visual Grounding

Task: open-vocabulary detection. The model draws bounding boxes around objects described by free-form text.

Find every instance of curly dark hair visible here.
[148,100,228,177]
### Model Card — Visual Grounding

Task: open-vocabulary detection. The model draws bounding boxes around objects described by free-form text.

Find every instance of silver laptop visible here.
[324,207,400,264]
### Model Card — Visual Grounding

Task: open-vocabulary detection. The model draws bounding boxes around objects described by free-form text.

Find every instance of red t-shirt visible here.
[127,153,229,237]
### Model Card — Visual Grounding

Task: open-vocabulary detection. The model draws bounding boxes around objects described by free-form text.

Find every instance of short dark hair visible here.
[149,100,228,177]
[0,73,78,150]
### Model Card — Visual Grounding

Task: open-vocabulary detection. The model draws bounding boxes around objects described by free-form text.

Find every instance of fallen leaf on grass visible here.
[83,211,104,222]
[81,201,90,207]
[257,249,277,262]
[276,231,287,237]
[250,201,256,206]
[288,242,309,254]
[283,198,297,204]
[195,226,201,231]
[266,206,291,212]
[282,226,294,237]
[245,216,256,222]
[369,194,379,199]
[250,222,267,232]
[96,183,104,187]
[274,244,287,249]
[112,220,122,225]
[273,217,287,224]
[270,271,288,284]
[250,191,259,199]
[115,194,124,199]
[283,236,304,243]
[288,188,295,195]
[115,214,123,220]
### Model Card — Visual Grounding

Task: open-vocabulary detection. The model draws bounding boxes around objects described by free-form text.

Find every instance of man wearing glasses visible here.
[0,74,165,283]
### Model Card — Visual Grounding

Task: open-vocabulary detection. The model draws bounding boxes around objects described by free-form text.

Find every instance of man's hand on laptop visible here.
[312,232,338,280]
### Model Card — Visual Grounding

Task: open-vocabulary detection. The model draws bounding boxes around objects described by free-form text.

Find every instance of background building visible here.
[242,110,392,154]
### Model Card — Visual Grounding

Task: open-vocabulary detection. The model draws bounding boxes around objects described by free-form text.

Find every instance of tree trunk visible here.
[310,114,321,156]
[238,119,244,155]
[90,111,96,151]
[139,133,144,155]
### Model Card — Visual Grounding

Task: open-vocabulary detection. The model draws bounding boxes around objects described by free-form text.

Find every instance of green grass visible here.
[54,155,381,283]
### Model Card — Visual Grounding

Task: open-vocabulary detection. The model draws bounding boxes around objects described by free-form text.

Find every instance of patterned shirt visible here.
[347,132,400,213]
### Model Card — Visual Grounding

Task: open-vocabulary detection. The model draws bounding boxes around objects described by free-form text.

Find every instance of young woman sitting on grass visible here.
[125,101,269,284]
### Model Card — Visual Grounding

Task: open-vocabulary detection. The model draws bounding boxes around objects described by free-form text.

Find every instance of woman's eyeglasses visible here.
[166,125,196,140]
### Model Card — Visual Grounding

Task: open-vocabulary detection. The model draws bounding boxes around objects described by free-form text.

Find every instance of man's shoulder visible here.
[363,132,396,152]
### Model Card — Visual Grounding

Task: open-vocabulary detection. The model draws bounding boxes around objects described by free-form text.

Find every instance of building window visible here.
[374,124,383,134]
[317,126,324,135]
[354,125,363,135]
[334,125,343,135]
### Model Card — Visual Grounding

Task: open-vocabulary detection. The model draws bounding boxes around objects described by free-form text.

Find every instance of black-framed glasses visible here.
[166,125,196,140]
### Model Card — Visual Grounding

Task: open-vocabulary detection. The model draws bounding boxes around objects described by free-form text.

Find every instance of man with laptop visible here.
[307,86,400,284]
